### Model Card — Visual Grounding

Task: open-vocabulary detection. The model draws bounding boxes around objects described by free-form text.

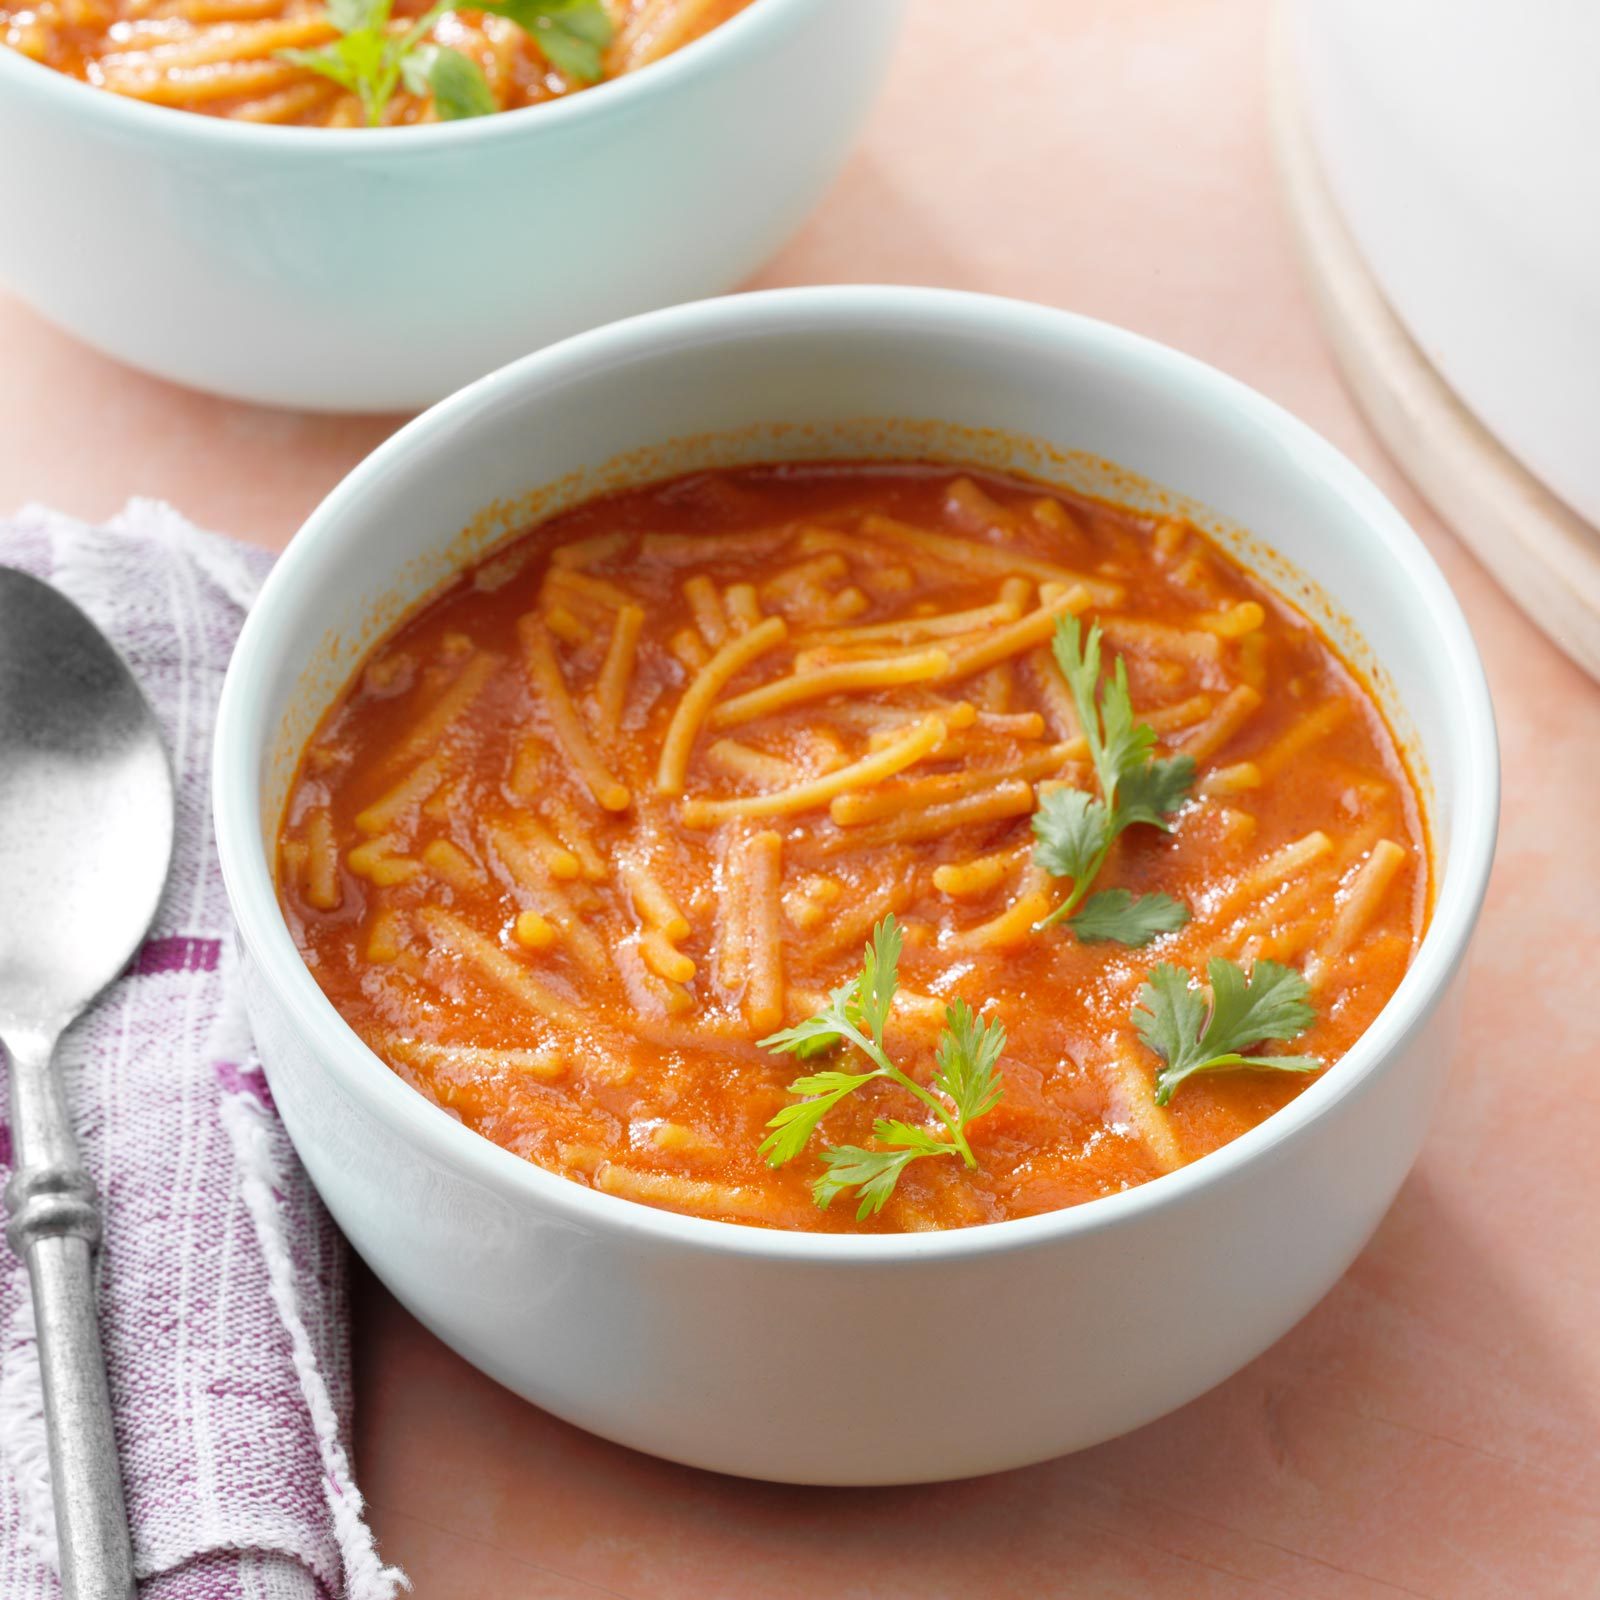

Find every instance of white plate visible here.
[1273,14,1600,683]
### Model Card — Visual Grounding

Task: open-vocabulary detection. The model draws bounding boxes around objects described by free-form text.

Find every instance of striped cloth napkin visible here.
[0,503,405,1600]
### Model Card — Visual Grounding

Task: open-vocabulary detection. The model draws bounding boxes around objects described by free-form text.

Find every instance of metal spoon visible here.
[0,566,175,1600]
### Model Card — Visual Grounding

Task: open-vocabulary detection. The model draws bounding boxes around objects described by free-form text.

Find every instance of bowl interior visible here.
[218,288,1497,1246]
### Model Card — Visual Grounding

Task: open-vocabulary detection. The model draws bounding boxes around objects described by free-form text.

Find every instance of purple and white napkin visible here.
[0,503,405,1600]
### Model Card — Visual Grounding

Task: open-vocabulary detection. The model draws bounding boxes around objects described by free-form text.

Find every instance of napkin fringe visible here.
[116,497,267,613]
[215,1055,408,1600]
[0,1293,57,1569]
[185,503,403,1600]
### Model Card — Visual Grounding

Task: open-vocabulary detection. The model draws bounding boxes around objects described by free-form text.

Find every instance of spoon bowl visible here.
[0,564,175,1600]
[0,569,174,1031]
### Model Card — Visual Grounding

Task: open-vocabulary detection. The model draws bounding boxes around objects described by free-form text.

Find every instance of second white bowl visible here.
[0,0,904,411]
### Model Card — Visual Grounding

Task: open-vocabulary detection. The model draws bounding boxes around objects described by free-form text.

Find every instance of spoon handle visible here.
[19,1235,136,1598]
[3,1027,135,1600]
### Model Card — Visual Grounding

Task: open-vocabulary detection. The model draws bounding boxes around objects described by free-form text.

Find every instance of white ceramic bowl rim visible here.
[0,0,793,146]
[213,285,1499,1265]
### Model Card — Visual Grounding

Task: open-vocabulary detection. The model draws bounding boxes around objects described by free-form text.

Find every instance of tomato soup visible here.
[276,463,1427,1232]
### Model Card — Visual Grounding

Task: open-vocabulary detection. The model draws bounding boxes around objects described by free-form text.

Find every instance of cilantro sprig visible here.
[280,0,474,125]
[280,0,610,127]
[1132,957,1322,1105]
[1031,616,1194,946]
[758,917,1005,1219]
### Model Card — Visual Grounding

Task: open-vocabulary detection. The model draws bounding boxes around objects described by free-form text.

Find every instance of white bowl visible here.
[1290,0,1600,528]
[213,287,1499,1484]
[0,0,903,412]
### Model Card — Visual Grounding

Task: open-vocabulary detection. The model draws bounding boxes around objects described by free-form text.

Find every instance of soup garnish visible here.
[759,915,1007,1219]
[276,462,1427,1232]
[1030,615,1194,943]
[1133,958,1319,1108]
[278,0,608,127]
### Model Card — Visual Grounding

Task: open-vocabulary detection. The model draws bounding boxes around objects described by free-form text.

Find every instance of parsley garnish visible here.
[280,0,467,126]
[402,38,496,118]
[478,0,613,80]
[1031,616,1194,945]
[758,917,1005,1219]
[280,0,610,127]
[1132,957,1322,1105]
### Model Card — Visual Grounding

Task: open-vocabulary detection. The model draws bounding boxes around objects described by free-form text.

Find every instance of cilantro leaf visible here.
[1066,888,1190,946]
[757,916,1004,1221]
[933,998,1006,1126]
[757,1068,878,1167]
[758,921,904,1093]
[280,34,383,106]
[1053,614,1140,807]
[1091,656,1156,808]
[857,914,902,1049]
[398,38,434,94]
[1203,958,1317,1060]
[758,977,858,1061]
[1031,616,1195,942]
[757,920,903,1065]
[1031,786,1112,887]
[1053,612,1102,743]
[791,1029,842,1062]
[1132,958,1322,1105]
[869,1118,954,1156]
[1116,753,1197,832]
[474,0,612,81]
[1134,963,1208,1076]
[399,42,495,118]
[429,45,496,117]
[813,1142,927,1219]
[814,1121,957,1218]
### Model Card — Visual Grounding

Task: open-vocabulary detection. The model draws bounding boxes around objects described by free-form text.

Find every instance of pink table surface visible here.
[5,2,1598,1594]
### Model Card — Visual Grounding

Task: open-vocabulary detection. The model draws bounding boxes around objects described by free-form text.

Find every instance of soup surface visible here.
[2,0,749,125]
[277,463,1428,1232]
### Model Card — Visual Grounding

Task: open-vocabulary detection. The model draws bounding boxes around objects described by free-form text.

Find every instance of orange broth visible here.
[276,463,1428,1232]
